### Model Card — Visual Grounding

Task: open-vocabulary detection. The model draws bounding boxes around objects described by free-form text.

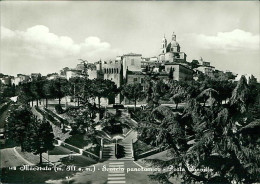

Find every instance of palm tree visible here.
[197,88,219,107]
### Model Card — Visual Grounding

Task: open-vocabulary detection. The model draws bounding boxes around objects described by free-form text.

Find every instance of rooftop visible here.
[123,53,142,56]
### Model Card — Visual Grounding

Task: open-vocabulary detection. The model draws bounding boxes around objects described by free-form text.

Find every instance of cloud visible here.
[1,25,120,60]
[1,25,121,75]
[188,29,259,52]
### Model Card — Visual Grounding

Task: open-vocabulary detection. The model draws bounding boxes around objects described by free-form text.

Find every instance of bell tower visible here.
[161,34,167,54]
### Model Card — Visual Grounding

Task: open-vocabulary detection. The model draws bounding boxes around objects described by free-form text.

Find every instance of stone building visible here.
[165,63,193,81]
[65,69,82,80]
[0,76,11,85]
[31,73,41,80]
[196,65,215,76]
[102,60,123,87]
[122,53,142,78]
[11,74,30,85]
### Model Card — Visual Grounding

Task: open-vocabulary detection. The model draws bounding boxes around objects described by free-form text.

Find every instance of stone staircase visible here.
[118,143,134,161]
[102,143,134,161]
[102,144,116,160]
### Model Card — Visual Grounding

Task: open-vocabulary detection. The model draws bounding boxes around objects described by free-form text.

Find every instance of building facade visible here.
[165,63,194,81]
[122,53,142,78]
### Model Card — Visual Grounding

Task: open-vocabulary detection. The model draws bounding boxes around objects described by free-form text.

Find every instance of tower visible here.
[172,32,176,41]
[161,34,167,54]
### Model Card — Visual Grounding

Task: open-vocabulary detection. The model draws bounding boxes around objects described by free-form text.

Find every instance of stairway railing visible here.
[99,138,103,160]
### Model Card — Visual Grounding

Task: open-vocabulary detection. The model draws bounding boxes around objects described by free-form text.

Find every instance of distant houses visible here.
[0,32,256,89]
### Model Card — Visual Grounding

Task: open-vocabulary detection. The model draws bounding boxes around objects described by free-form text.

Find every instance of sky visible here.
[0,1,259,79]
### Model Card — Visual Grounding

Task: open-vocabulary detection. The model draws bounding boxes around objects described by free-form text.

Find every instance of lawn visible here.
[48,146,72,155]
[0,166,77,184]
[60,155,96,167]
[133,140,154,156]
[15,147,40,164]
[64,134,96,149]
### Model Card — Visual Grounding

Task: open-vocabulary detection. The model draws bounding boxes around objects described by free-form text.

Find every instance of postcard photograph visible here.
[0,1,259,184]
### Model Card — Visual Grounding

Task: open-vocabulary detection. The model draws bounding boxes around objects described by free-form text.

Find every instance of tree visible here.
[68,77,85,106]
[17,82,33,106]
[6,105,33,151]
[30,79,45,107]
[229,75,250,114]
[168,81,187,109]
[168,67,174,80]
[171,93,185,109]
[144,74,164,109]
[42,80,52,108]
[67,106,95,133]
[91,79,117,109]
[121,83,144,110]
[25,117,55,164]
[197,88,219,107]
[190,59,200,69]
[247,77,260,120]
[138,75,260,183]
[50,78,68,105]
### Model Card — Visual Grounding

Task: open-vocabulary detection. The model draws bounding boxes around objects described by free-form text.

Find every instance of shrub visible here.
[55,104,64,114]
[35,107,60,126]
[44,108,69,125]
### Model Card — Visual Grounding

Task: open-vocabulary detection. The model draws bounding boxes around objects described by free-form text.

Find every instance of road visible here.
[0,148,32,168]
[46,159,158,184]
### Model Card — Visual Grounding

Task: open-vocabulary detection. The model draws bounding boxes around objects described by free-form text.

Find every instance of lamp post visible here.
[115,138,118,158]
[69,151,73,160]
[47,150,49,164]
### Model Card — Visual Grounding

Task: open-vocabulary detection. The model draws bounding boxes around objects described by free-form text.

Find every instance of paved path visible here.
[54,159,158,184]
[122,130,137,143]
[0,148,32,168]
[107,161,126,184]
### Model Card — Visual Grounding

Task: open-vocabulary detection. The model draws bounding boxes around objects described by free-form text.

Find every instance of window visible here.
[133,78,138,82]
[141,78,144,83]
[131,59,134,65]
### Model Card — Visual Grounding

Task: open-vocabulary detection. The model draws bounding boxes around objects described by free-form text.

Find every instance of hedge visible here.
[35,107,60,126]
[44,108,69,125]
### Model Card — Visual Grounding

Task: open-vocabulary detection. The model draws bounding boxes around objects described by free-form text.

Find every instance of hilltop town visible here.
[1,32,250,92]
